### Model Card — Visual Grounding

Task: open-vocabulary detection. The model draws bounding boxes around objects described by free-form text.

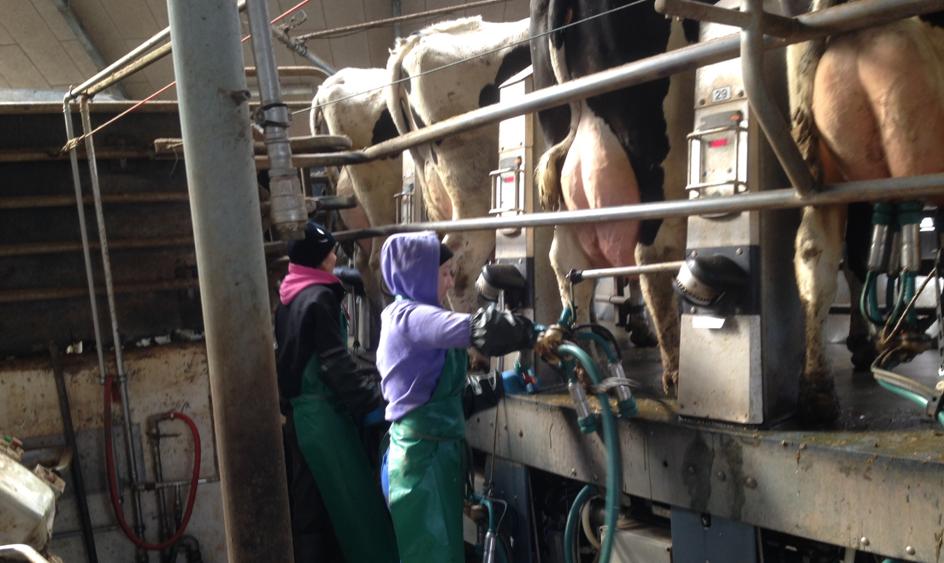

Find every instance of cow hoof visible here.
[628,316,658,348]
[661,370,678,396]
[797,376,840,427]
[846,334,877,372]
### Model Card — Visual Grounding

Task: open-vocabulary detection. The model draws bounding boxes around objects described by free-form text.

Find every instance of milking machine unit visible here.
[861,202,944,427]
[673,0,802,425]
[468,67,643,563]
[473,66,559,393]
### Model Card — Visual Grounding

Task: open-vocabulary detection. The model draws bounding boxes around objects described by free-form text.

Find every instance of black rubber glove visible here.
[333,267,365,297]
[320,346,385,418]
[471,305,535,357]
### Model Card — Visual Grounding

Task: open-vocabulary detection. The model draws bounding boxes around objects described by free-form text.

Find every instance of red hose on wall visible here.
[103,372,202,550]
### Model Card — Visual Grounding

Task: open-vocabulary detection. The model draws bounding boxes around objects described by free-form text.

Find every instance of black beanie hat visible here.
[288,220,336,268]
[439,243,453,265]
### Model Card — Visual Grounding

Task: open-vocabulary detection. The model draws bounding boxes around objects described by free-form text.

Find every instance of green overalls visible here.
[291,313,399,563]
[387,347,469,563]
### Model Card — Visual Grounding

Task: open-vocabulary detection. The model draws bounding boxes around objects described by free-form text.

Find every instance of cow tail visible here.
[536,123,576,211]
[786,0,833,183]
[536,3,579,212]
[385,36,419,137]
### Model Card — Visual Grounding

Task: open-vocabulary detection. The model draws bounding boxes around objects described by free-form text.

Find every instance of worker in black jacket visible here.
[275,220,397,563]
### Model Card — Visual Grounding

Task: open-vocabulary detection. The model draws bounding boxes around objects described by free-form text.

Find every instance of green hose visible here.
[875,379,944,428]
[860,271,884,325]
[558,343,622,563]
[564,485,595,563]
[574,330,620,363]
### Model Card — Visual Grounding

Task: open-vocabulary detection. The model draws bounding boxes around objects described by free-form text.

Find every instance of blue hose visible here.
[558,343,621,563]
[564,485,595,563]
[574,330,620,363]
[876,379,944,428]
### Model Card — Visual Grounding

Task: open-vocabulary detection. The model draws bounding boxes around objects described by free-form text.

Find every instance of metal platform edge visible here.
[467,393,944,562]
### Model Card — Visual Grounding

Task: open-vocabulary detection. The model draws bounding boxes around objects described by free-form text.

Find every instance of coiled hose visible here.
[103,372,202,550]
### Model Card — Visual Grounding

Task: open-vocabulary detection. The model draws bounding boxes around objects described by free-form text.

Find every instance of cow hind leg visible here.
[795,204,846,425]
[626,278,658,348]
[635,217,685,395]
[550,225,595,326]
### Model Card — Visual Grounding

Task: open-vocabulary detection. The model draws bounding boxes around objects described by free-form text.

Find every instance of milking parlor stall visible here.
[3,0,944,561]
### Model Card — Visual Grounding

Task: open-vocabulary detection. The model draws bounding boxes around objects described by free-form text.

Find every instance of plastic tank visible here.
[0,438,58,549]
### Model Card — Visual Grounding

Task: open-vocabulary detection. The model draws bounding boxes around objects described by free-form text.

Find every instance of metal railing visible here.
[297,0,942,169]
[335,173,944,241]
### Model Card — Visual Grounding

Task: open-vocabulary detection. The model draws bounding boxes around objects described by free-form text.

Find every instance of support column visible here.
[166,0,293,560]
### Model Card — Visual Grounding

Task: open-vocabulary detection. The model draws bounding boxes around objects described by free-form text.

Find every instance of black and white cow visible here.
[310,67,401,314]
[531,0,697,393]
[787,1,944,423]
[386,16,532,315]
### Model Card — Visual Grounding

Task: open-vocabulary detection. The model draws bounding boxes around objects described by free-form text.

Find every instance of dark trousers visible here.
[283,415,343,563]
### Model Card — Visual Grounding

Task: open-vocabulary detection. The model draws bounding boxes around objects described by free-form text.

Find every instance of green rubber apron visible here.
[291,312,398,563]
[388,347,469,563]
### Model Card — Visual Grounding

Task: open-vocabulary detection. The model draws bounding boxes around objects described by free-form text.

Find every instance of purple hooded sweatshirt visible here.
[377,232,471,421]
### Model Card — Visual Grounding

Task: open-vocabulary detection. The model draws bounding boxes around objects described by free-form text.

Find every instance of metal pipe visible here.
[78,97,147,551]
[271,27,336,76]
[0,279,199,304]
[247,0,307,239]
[88,42,173,98]
[68,0,248,99]
[571,261,684,283]
[297,0,506,41]
[741,0,815,195]
[49,343,99,563]
[68,28,171,99]
[52,0,129,99]
[0,236,194,258]
[166,0,295,559]
[61,98,107,386]
[334,172,944,240]
[305,0,941,167]
[0,193,190,209]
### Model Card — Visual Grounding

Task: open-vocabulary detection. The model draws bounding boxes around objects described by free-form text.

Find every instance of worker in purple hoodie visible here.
[275,220,397,563]
[377,231,535,563]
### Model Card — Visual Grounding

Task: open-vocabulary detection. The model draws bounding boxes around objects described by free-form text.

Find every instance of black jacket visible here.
[275,283,384,418]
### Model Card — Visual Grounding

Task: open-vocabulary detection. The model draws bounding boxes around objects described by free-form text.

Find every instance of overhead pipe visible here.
[271,27,336,76]
[78,97,148,559]
[52,0,129,99]
[334,173,944,241]
[302,0,941,167]
[68,1,247,99]
[246,0,307,239]
[166,0,295,559]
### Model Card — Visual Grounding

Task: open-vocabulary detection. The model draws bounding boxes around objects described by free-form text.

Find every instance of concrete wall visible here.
[1,342,228,562]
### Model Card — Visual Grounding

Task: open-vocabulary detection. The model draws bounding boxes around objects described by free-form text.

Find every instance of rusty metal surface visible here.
[468,345,944,561]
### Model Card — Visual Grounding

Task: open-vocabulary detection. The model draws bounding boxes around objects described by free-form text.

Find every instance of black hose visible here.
[49,343,99,563]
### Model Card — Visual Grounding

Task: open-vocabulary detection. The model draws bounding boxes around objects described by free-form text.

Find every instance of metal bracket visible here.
[926,391,944,420]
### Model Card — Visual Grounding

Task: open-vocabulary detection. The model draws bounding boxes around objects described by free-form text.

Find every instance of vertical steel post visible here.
[166,0,294,560]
